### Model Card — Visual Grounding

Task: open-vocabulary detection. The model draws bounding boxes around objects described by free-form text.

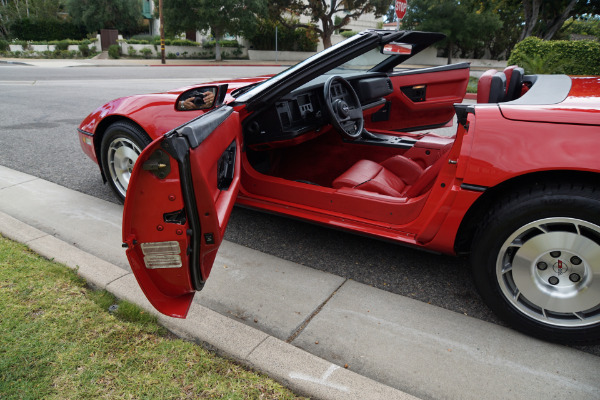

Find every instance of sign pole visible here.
[159,0,165,64]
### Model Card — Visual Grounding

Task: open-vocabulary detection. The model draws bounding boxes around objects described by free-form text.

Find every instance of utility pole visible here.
[159,0,165,64]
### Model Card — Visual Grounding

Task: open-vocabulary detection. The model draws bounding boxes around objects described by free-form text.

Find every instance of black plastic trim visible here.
[389,62,470,77]
[77,128,93,136]
[461,183,488,192]
[175,106,234,149]
[455,104,475,128]
[161,135,204,291]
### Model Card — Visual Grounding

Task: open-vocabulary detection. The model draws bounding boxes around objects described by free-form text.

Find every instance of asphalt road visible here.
[1,64,597,354]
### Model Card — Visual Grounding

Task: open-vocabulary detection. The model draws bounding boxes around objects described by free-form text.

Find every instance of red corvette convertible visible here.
[78,30,600,344]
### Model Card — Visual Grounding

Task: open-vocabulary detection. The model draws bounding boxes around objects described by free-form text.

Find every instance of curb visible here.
[0,211,418,400]
[0,60,30,66]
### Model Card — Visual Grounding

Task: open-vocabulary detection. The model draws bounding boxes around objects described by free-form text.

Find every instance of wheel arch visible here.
[454,170,600,255]
[93,116,149,182]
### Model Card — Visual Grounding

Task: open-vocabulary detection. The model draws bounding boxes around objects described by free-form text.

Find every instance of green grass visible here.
[0,235,307,400]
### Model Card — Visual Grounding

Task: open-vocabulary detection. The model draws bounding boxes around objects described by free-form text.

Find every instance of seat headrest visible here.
[503,65,525,101]
[477,69,506,103]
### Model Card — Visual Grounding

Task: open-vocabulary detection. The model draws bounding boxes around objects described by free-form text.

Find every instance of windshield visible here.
[235,34,372,103]
[326,46,391,74]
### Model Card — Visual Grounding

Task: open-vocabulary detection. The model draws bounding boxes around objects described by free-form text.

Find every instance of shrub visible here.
[140,48,153,59]
[340,30,358,38]
[202,39,241,49]
[79,43,91,57]
[127,46,138,57]
[507,36,600,75]
[0,39,8,52]
[560,18,600,40]
[9,17,86,41]
[125,39,150,44]
[108,44,121,59]
[167,52,177,59]
[55,40,69,51]
[130,34,157,42]
[123,37,198,46]
[248,19,318,52]
[165,38,199,47]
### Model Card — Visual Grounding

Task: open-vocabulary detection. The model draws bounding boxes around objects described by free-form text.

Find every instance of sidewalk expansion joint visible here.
[285,278,348,344]
[0,177,40,190]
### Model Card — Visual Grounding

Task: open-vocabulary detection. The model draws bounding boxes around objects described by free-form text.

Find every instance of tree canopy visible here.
[268,0,390,48]
[519,0,600,40]
[65,0,143,34]
[0,0,65,38]
[402,0,503,63]
[163,0,267,60]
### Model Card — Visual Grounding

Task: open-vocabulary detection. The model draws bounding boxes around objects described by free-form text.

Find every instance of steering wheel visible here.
[323,75,364,140]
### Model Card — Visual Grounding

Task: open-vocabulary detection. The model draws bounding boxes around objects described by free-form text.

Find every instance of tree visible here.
[0,0,65,38]
[480,0,521,59]
[269,0,390,49]
[65,0,142,34]
[402,0,503,63]
[519,0,600,40]
[163,0,267,61]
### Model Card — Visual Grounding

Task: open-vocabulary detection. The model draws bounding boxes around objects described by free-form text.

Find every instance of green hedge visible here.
[202,39,242,49]
[248,19,319,52]
[9,18,86,41]
[340,30,358,38]
[123,37,199,46]
[507,36,600,75]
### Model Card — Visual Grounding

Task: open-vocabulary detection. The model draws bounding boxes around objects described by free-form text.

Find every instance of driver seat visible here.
[333,144,452,198]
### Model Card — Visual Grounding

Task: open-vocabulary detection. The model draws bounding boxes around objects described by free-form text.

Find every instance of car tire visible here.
[471,182,600,344]
[100,121,152,203]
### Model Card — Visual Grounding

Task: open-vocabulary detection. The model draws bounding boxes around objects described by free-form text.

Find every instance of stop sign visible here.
[395,0,407,20]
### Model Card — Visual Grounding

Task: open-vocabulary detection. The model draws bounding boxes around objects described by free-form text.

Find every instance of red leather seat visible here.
[477,69,506,103]
[333,144,452,198]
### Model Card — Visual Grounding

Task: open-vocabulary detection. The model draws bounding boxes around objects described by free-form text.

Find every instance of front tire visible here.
[471,183,600,344]
[100,121,152,203]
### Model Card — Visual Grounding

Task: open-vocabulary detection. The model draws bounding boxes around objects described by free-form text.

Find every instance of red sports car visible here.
[78,30,600,344]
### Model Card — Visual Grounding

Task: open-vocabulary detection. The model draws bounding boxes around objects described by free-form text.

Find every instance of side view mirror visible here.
[177,86,217,111]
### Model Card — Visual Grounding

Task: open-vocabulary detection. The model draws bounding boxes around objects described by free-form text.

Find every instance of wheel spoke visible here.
[107,136,142,197]
[497,217,600,328]
[573,312,585,321]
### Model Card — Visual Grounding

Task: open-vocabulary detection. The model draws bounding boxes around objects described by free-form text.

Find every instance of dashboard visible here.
[243,73,393,149]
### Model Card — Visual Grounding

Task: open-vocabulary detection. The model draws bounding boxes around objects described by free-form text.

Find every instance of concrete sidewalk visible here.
[1,165,599,400]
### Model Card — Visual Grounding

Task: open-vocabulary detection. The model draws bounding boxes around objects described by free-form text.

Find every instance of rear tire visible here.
[100,121,152,203]
[471,182,600,344]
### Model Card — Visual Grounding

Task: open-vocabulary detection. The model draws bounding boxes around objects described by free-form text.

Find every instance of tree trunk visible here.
[214,30,222,61]
[519,0,542,41]
[543,0,577,40]
[322,33,332,49]
[320,15,334,49]
[447,41,453,64]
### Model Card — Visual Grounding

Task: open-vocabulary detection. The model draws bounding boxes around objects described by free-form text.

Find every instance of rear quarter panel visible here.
[461,104,600,188]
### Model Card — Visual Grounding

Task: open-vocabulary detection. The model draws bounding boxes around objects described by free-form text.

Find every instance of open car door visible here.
[122,106,241,318]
